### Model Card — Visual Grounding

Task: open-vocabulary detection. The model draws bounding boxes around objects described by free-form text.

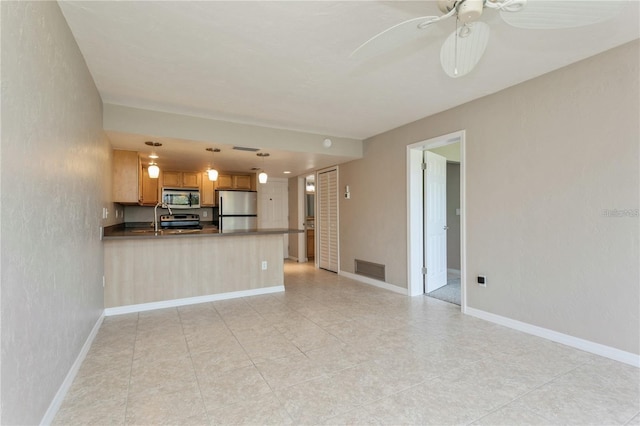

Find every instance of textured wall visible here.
[1,2,109,424]
[339,40,639,354]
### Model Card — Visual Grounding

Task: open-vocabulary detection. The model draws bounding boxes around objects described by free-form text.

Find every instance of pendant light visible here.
[148,162,160,179]
[144,141,162,179]
[205,148,220,181]
[256,152,269,184]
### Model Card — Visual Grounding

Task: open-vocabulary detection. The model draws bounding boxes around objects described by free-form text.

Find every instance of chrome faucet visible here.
[154,202,173,233]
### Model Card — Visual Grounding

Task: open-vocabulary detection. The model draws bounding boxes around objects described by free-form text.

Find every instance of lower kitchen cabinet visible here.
[307,229,315,258]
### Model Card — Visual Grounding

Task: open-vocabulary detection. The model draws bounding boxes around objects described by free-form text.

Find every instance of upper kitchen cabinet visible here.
[216,173,255,191]
[200,172,215,207]
[113,150,160,205]
[163,171,200,188]
[113,150,140,204]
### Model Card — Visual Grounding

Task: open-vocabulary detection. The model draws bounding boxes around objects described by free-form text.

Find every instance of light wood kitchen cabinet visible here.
[233,175,252,190]
[216,174,233,189]
[162,171,201,188]
[307,229,315,259]
[162,171,181,187]
[113,150,160,205]
[113,150,139,204]
[182,172,200,188]
[216,173,254,190]
[200,172,215,206]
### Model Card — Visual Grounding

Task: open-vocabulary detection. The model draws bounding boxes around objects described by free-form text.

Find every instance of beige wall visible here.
[339,40,639,355]
[1,2,110,424]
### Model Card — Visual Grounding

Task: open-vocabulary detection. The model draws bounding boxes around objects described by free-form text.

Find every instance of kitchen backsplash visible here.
[123,205,215,223]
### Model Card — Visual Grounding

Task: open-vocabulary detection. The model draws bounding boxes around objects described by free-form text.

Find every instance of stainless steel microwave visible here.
[162,188,200,209]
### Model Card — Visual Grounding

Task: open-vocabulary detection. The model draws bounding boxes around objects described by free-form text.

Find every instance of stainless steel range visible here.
[159,214,201,229]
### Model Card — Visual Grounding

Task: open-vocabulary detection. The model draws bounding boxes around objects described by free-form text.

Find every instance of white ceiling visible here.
[58,0,639,174]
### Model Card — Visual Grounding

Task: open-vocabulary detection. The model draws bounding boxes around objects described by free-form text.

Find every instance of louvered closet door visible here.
[317,167,338,272]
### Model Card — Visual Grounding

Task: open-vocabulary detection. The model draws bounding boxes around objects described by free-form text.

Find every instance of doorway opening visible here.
[424,146,461,305]
[305,174,316,262]
[406,131,466,311]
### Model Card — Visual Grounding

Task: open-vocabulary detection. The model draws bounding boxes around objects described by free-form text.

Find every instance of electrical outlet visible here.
[477,275,487,287]
[203,211,208,218]
[261,261,268,270]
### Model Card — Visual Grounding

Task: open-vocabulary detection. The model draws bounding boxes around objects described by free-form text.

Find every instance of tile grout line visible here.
[178,303,217,425]
[465,362,585,425]
[122,312,140,425]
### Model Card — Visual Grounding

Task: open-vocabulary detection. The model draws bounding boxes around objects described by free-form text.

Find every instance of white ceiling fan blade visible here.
[440,22,490,78]
[350,9,456,58]
[500,0,629,30]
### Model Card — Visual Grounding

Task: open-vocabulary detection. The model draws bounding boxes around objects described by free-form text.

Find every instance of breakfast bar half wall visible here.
[102,228,301,314]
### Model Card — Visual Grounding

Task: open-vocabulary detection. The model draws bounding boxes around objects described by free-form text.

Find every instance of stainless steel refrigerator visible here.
[216,190,258,232]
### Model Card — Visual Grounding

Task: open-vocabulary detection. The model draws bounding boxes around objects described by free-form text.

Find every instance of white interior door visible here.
[317,168,338,272]
[258,179,289,258]
[424,151,447,293]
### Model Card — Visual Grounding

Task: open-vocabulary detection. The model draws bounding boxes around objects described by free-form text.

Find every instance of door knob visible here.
[443,225,449,230]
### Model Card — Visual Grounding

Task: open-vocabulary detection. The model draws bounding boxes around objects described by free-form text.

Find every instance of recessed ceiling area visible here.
[107,130,356,179]
[58,1,640,175]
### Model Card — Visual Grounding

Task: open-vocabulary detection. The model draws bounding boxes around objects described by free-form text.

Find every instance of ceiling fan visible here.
[351,0,629,78]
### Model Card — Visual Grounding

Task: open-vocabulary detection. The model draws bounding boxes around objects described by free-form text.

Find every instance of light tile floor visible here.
[54,262,640,425]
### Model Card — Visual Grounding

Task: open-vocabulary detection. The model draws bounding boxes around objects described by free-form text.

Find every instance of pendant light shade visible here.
[206,147,220,181]
[256,152,270,184]
[148,162,160,179]
[144,141,163,179]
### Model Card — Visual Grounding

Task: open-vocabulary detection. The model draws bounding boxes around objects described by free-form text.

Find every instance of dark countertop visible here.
[103,223,302,240]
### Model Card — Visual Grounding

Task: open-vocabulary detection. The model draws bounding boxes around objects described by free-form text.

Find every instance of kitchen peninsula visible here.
[102,226,301,313]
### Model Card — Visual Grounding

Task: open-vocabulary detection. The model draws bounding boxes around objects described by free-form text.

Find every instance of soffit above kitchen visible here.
[59,1,639,157]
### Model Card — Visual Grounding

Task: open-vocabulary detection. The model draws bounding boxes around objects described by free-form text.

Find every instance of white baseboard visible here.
[40,312,105,425]
[339,270,407,295]
[104,285,285,316]
[447,268,461,277]
[288,256,299,262]
[465,307,640,368]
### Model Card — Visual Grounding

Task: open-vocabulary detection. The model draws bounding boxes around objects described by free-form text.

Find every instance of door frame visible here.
[406,130,467,312]
[296,175,307,263]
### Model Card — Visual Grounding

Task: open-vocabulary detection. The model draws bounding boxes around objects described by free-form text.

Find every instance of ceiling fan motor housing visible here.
[438,0,484,23]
